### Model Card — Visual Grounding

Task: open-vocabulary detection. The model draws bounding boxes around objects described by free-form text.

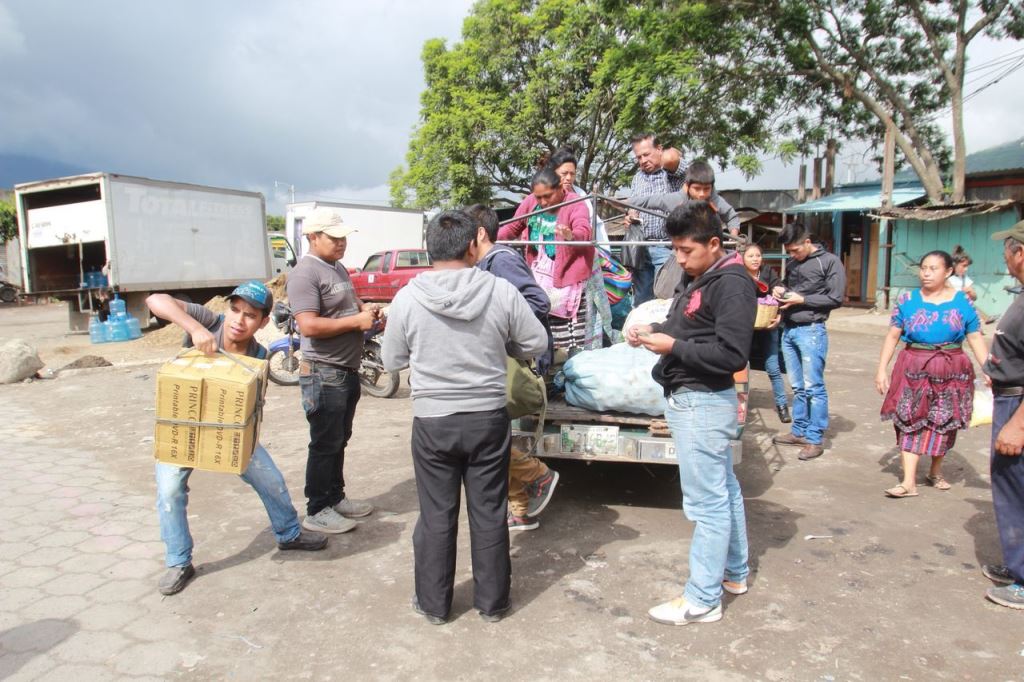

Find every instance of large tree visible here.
[390,0,792,209]
[0,198,16,243]
[749,0,1024,203]
[395,0,1023,209]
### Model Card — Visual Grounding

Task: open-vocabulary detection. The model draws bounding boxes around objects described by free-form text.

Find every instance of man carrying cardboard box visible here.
[146,282,328,596]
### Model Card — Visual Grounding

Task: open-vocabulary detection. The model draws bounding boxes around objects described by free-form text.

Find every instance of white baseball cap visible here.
[302,207,358,238]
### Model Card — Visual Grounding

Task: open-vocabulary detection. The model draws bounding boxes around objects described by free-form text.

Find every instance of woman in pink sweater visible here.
[499,167,595,352]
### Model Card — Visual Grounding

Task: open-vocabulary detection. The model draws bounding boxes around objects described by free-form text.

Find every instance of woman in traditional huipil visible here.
[875,250,990,498]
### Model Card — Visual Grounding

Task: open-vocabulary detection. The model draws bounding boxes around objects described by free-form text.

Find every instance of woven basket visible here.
[753,303,779,330]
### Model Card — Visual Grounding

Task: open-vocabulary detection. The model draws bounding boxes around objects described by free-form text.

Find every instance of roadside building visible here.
[876,137,1024,314]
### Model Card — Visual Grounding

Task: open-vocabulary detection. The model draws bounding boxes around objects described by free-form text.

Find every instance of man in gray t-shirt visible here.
[288,253,364,369]
[286,207,381,535]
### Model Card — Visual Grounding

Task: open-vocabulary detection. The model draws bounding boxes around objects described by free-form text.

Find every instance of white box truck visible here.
[14,173,271,331]
[285,201,424,272]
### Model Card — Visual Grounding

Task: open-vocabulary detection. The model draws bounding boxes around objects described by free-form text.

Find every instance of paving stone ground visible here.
[1,304,1022,680]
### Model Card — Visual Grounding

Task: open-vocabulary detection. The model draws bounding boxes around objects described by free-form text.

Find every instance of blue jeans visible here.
[781,323,830,444]
[665,387,749,609]
[300,361,361,515]
[763,327,788,408]
[991,395,1024,584]
[633,245,672,305]
[155,444,301,568]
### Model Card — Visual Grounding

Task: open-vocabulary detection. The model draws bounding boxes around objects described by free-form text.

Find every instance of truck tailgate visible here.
[516,396,745,466]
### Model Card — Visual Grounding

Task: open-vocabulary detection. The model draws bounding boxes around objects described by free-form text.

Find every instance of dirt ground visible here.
[0,302,1021,681]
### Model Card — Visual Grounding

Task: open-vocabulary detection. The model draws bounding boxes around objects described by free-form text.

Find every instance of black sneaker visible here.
[278,529,329,552]
[982,564,1015,586]
[776,405,792,423]
[158,564,196,596]
[986,583,1024,609]
[525,470,560,517]
[507,512,539,531]
[479,605,510,623]
[412,596,447,625]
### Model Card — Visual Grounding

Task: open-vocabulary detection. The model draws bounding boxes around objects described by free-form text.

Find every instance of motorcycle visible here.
[0,280,18,304]
[266,302,401,398]
[267,302,302,386]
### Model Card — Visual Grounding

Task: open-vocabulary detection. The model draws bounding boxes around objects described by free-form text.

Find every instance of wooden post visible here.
[881,122,895,209]
[812,157,822,200]
[797,164,807,203]
[825,138,836,195]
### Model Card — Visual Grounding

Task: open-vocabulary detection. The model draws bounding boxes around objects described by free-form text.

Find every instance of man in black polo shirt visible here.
[981,220,1024,610]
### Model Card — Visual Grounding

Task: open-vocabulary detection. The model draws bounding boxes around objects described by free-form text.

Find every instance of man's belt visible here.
[298,359,357,376]
[992,385,1024,397]
[905,342,962,351]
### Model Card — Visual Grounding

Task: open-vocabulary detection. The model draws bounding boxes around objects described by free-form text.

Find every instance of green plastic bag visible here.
[506,357,546,418]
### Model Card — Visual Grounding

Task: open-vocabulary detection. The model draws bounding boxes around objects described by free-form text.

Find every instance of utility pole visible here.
[812,157,822,200]
[881,124,895,209]
[824,139,836,196]
[274,181,295,205]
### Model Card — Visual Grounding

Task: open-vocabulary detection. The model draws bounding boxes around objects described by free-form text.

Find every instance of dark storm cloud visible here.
[0,0,472,195]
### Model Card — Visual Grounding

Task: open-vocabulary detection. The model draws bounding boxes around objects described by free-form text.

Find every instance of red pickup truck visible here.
[350,249,432,302]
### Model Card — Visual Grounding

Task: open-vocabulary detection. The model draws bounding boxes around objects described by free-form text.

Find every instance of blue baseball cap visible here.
[228,280,273,314]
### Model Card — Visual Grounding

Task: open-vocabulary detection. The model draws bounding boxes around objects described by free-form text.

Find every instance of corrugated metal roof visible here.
[965,137,1024,175]
[786,185,925,213]
[869,199,1017,221]
[894,136,1024,181]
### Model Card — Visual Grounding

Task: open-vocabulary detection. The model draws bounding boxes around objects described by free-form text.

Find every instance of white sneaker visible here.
[333,497,374,518]
[722,579,748,595]
[648,596,722,626]
[302,507,357,534]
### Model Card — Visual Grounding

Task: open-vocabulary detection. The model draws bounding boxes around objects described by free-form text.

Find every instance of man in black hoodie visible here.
[627,201,756,626]
[466,204,559,532]
[770,223,846,461]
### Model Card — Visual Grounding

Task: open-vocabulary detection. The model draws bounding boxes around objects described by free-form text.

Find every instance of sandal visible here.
[885,484,919,498]
[926,475,951,491]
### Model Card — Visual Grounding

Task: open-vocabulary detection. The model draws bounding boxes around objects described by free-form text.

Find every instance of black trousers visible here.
[300,362,361,515]
[411,408,511,618]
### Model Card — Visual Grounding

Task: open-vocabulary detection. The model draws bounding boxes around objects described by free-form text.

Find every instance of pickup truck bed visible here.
[515,388,746,467]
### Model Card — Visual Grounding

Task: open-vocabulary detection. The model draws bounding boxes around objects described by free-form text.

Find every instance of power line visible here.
[965,46,1024,74]
[921,53,1024,121]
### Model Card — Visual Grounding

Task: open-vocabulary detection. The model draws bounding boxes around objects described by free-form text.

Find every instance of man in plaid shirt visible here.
[628,133,684,304]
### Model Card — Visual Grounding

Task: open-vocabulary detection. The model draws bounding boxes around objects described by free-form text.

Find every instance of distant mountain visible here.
[0,154,92,190]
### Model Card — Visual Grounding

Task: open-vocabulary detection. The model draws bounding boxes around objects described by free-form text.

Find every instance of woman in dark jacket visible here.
[742,243,791,422]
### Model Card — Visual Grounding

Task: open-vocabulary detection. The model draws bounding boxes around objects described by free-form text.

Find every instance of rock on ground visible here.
[0,338,44,383]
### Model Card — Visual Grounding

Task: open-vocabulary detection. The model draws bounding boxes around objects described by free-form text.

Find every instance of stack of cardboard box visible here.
[154,350,268,474]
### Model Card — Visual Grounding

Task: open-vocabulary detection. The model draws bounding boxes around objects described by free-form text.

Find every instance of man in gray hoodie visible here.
[382,210,549,625]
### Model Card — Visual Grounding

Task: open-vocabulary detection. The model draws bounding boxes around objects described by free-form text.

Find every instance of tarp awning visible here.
[786,186,925,213]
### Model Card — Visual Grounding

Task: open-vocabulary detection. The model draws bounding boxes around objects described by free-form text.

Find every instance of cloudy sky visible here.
[2,1,1023,210]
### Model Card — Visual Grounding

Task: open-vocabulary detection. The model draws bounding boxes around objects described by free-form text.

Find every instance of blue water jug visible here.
[94,271,108,288]
[107,317,130,342]
[109,294,126,319]
[89,316,109,344]
[127,316,142,340]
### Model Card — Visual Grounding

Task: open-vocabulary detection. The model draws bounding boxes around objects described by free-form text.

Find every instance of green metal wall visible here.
[888,208,1020,317]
